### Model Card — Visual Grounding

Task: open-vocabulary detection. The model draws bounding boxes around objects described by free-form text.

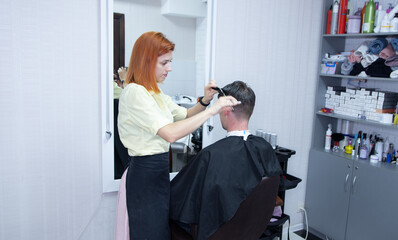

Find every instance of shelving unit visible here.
[306,1,398,239]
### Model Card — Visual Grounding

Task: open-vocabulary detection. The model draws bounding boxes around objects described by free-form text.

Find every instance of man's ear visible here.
[224,108,232,117]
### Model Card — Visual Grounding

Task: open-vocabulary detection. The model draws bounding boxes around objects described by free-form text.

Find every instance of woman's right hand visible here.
[209,96,241,115]
[118,67,127,81]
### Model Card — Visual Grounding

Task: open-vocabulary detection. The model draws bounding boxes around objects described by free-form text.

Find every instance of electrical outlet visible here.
[296,203,304,213]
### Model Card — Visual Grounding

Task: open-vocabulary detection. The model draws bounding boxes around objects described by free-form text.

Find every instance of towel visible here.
[379,43,396,60]
[391,38,398,52]
[361,54,378,68]
[353,42,378,67]
[348,52,362,63]
[350,62,365,76]
[368,38,388,55]
[365,58,392,77]
[354,43,370,57]
[350,58,392,77]
[391,69,398,78]
[341,58,355,75]
[385,54,398,67]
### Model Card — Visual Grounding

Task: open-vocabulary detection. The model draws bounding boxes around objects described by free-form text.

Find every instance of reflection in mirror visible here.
[111,0,208,180]
[113,12,129,180]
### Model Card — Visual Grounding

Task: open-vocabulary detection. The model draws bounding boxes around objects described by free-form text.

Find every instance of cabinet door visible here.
[306,149,353,240]
[345,162,398,240]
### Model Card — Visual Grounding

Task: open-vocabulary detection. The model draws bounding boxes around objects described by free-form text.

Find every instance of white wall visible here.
[0,0,113,239]
[114,0,199,97]
[211,0,323,231]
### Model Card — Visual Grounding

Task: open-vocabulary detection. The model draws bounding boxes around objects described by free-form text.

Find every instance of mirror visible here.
[110,0,208,181]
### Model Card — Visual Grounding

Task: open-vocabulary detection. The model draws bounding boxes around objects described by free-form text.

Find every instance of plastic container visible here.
[347,15,361,33]
[391,13,398,32]
[380,14,391,32]
[370,154,379,163]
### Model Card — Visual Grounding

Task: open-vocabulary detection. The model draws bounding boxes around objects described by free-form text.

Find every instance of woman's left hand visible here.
[203,79,218,104]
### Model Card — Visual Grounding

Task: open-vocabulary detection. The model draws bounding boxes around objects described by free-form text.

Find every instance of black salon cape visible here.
[170,135,282,240]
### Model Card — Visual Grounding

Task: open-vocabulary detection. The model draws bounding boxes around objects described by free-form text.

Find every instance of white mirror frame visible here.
[101,0,217,193]
[101,0,120,192]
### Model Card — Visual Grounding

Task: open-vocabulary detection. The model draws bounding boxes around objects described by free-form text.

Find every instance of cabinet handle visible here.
[352,176,357,194]
[345,173,349,192]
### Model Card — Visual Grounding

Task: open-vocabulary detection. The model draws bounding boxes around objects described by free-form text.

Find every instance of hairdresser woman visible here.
[117,31,240,240]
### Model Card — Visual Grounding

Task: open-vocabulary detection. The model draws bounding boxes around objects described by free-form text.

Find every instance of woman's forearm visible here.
[158,95,240,143]
[157,108,214,143]
[186,102,207,118]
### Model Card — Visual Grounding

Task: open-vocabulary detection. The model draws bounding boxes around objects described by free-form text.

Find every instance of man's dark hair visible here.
[219,81,255,120]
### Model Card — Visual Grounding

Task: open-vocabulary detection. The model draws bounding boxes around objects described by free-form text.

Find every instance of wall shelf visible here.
[320,73,398,82]
[311,147,398,171]
[322,32,398,38]
[316,111,398,129]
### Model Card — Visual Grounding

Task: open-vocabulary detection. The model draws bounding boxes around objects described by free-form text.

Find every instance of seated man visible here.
[169,81,282,240]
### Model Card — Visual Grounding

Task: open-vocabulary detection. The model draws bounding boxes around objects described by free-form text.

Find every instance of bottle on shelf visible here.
[390,13,398,32]
[374,5,386,33]
[380,13,391,32]
[386,143,394,163]
[361,1,368,32]
[325,124,332,151]
[363,0,376,33]
[355,131,362,158]
[386,3,393,14]
[359,133,368,159]
[326,5,333,34]
[345,138,353,154]
[338,0,348,34]
[383,137,390,162]
[369,134,376,156]
[375,136,384,161]
[331,1,339,34]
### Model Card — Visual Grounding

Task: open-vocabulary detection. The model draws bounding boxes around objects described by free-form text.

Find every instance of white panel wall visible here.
[211,0,323,230]
[0,0,114,239]
[114,0,198,97]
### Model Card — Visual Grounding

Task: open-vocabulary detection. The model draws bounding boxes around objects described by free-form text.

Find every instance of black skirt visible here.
[126,152,170,240]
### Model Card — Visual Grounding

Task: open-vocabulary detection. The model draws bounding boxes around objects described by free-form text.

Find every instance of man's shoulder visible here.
[202,136,239,150]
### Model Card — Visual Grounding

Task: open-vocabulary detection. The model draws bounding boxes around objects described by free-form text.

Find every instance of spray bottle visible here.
[331,1,339,34]
[325,124,332,151]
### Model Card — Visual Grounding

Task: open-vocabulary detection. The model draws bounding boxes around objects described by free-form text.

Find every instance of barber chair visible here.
[170,175,280,240]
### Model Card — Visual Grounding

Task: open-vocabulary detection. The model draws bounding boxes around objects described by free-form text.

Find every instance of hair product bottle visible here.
[338,0,348,34]
[325,124,332,150]
[326,5,333,34]
[363,0,376,33]
[361,1,368,32]
[331,1,339,34]
[359,133,368,159]
[345,138,353,154]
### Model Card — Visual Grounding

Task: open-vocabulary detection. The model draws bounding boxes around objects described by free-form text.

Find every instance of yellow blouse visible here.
[118,83,187,156]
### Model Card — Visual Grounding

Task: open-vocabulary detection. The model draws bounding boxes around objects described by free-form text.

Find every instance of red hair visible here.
[125,31,175,93]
